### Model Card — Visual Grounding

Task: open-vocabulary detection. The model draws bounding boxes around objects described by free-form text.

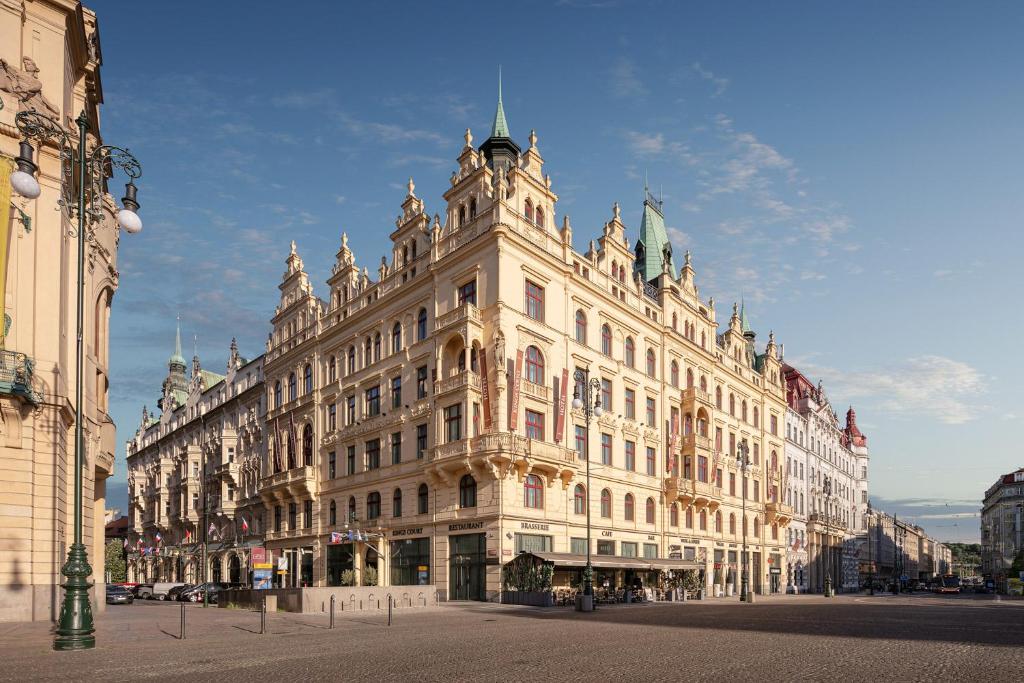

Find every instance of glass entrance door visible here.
[449,533,486,601]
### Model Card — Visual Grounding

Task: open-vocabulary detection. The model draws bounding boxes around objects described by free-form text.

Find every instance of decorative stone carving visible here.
[0,57,60,118]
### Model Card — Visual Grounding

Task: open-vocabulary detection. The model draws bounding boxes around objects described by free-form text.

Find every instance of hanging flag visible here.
[273,415,283,472]
[123,537,129,549]
[509,349,524,431]
[209,522,217,539]
[554,368,568,443]
[330,531,343,544]
[288,411,298,468]
[184,529,192,543]
[155,531,162,543]
[479,349,492,431]
[241,516,250,534]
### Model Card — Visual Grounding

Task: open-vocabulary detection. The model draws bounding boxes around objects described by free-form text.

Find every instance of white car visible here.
[150,582,186,600]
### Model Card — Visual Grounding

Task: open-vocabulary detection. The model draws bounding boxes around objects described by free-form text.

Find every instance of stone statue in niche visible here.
[494,330,506,368]
[0,57,60,119]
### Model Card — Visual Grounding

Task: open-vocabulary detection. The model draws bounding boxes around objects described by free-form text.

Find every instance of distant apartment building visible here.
[981,467,1024,582]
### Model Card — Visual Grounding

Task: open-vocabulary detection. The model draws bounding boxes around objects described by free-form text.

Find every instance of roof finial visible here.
[491,65,510,138]
[407,176,416,197]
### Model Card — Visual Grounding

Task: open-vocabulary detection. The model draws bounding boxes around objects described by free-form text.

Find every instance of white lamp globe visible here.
[117,208,143,234]
[593,404,604,418]
[10,169,41,199]
[571,397,583,411]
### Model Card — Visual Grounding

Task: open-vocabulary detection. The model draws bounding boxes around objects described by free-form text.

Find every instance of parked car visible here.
[167,584,193,601]
[178,582,231,603]
[106,585,134,605]
[134,583,154,600]
[150,582,187,600]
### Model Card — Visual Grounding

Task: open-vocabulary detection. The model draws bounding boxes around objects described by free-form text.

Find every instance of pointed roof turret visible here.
[491,66,510,138]
[740,298,755,340]
[634,183,676,283]
[169,316,186,369]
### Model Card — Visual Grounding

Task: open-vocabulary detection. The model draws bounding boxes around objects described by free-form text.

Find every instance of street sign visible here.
[253,569,272,590]
[769,567,782,575]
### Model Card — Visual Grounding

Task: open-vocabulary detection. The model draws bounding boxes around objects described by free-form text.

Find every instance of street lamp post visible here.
[867,500,874,596]
[736,442,751,603]
[572,368,603,612]
[823,476,833,597]
[10,109,143,651]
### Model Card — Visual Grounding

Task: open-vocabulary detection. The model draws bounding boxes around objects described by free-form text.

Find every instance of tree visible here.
[1010,550,1024,577]
[105,539,126,583]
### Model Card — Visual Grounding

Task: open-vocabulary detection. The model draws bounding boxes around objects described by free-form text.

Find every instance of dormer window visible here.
[469,198,477,219]
[535,206,544,228]
[524,198,534,223]
[459,205,466,227]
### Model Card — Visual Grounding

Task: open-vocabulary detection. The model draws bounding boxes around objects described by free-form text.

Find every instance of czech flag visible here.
[155,531,162,543]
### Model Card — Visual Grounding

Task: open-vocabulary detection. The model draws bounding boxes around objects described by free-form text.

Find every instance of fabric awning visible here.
[513,551,696,571]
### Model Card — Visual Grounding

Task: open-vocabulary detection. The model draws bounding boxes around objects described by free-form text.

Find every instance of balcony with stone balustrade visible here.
[433,370,481,398]
[259,465,318,504]
[428,432,579,489]
[765,501,795,526]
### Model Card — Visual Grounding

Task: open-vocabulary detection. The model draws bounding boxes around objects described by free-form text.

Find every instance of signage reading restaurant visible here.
[448,521,485,531]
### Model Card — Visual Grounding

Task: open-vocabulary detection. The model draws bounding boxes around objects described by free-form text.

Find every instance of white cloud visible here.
[626,131,665,155]
[666,227,691,249]
[693,62,730,98]
[609,58,647,98]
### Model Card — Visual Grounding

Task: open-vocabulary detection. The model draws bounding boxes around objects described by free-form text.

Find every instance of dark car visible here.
[167,584,193,601]
[106,585,134,605]
[179,582,231,603]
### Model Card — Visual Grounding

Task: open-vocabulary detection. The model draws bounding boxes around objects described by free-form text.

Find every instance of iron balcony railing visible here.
[0,350,42,404]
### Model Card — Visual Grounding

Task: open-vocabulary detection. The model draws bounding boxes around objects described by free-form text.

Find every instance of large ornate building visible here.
[980,467,1024,586]
[0,1,116,622]
[128,90,795,600]
[124,331,265,585]
[782,365,869,593]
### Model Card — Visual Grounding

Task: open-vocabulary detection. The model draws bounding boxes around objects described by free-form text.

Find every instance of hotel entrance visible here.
[449,533,486,601]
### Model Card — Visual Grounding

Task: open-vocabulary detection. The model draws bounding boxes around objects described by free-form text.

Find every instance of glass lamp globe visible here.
[593,404,604,417]
[117,208,143,234]
[10,169,41,199]
[571,397,583,411]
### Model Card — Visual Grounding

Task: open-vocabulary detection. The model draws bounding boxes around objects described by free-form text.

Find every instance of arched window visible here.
[574,484,586,515]
[366,491,381,520]
[672,312,678,331]
[753,516,761,537]
[686,368,695,389]
[624,336,635,367]
[468,198,477,219]
[417,308,428,341]
[729,513,736,535]
[700,375,708,393]
[304,364,313,394]
[348,496,356,523]
[699,509,707,530]
[753,407,759,428]
[328,356,336,383]
[393,488,403,517]
[602,325,613,356]
[392,322,402,354]
[670,503,679,527]
[417,483,428,515]
[365,337,372,365]
[302,424,313,467]
[288,372,297,401]
[575,310,587,345]
[535,206,544,227]
[525,346,544,384]
[624,493,635,521]
[646,349,656,378]
[715,510,723,533]
[685,506,693,528]
[274,381,281,408]
[524,198,534,223]
[771,522,779,540]
[459,474,477,508]
[402,245,409,266]
[645,497,656,524]
[742,400,748,423]
[373,333,382,362]
[458,205,466,226]
[329,499,337,526]
[600,489,611,518]
[670,361,679,388]
[524,474,543,509]
[348,346,356,374]
[286,434,295,469]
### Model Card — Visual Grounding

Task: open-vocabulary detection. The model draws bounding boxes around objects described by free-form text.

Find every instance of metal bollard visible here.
[260,599,266,635]
[180,603,185,640]
[388,596,392,626]
[330,595,335,629]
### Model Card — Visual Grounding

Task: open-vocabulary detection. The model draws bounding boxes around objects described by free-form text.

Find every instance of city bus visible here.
[936,574,961,594]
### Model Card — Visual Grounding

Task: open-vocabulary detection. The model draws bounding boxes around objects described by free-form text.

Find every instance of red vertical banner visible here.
[554,368,568,443]
[509,349,523,431]
[480,349,492,431]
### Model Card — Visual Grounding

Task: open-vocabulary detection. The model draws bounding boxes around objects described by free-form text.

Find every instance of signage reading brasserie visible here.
[521,522,549,531]
[449,521,485,531]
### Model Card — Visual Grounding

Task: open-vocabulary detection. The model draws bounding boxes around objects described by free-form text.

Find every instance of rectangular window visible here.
[729,432,736,457]
[683,456,692,479]
[571,537,588,555]
[715,467,723,488]
[597,540,615,556]
[304,500,313,528]
[346,396,356,424]
[646,397,656,427]
[646,447,656,476]
[600,379,612,411]
[274,505,282,532]
[328,451,336,479]
[328,403,337,431]
[643,543,658,559]
[413,366,429,400]
[366,386,380,417]
[624,440,636,471]
[621,542,638,558]
[624,389,635,420]
[346,445,355,475]
[770,414,778,435]
[445,404,462,442]
[524,280,544,322]
[391,376,402,409]
[288,503,297,530]
[753,479,760,502]
[575,425,586,460]
[366,438,381,470]
[601,433,612,465]
[391,432,402,465]
[525,410,544,440]
[715,427,723,452]
[457,279,477,306]
[416,424,428,459]
[514,533,553,554]
[697,455,708,483]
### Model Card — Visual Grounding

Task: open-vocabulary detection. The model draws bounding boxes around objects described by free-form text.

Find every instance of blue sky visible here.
[91,1,1024,543]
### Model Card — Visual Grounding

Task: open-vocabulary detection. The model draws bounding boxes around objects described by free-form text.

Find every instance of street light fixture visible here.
[10,109,143,651]
[867,499,874,596]
[736,441,751,603]
[572,367,602,611]
[823,475,833,598]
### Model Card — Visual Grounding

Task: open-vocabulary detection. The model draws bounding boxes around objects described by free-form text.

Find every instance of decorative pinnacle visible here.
[407,177,416,197]
[491,65,510,138]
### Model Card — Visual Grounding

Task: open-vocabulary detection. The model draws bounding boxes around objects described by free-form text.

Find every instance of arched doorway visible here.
[229,555,241,584]
[211,556,222,583]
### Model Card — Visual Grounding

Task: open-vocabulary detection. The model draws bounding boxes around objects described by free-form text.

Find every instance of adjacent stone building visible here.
[980,467,1024,584]
[0,0,116,622]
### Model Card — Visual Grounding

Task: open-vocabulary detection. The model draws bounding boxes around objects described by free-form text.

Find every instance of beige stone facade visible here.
[0,0,116,621]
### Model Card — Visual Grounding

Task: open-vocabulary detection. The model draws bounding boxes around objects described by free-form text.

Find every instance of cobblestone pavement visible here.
[0,593,1021,681]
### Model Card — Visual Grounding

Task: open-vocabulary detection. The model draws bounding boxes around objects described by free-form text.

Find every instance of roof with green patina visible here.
[635,193,676,282]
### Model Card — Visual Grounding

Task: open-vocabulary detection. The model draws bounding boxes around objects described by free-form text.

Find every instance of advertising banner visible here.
[253,569,273,590]
[509,349,523,431]
[554,368,568,442]
[480,349,492,431]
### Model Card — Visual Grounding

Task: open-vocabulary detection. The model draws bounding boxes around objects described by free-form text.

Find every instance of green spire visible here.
[491,66,510,138]
[169,315,185,368]
[634,188,676,282]
[740,298,754,336]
